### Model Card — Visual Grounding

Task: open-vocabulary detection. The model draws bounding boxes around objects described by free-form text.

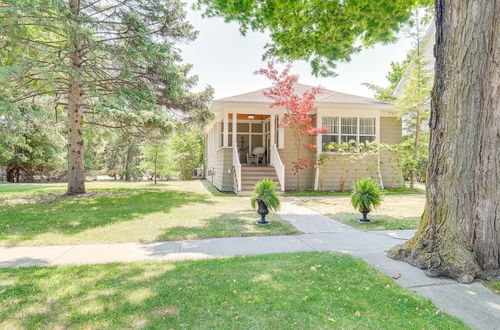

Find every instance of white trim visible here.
[314,110,322,190]
[319,114,379,149]
[232,113,237,148]
[223,113,229,147]
[375,116,381,143]
[270,114,276,164]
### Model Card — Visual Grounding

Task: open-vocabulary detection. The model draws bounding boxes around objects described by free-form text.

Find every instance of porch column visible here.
[232,113,237,147]
[270,114,276,165]
[223,112,229,147]
[375,114,384,189]
[314,112,322,190]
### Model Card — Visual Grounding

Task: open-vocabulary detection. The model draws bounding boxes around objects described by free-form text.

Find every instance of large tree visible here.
[0,0,212,194]
[197,0,500,282]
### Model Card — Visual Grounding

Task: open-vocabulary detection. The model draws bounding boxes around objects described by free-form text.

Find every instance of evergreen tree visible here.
[0,0,213,194]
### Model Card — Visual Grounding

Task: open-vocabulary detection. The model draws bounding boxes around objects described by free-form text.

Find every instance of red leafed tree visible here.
[257,63,326,187]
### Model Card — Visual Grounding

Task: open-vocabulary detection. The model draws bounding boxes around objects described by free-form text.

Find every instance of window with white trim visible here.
[321,116,376,149]
[359,118,376,143]
[321,117,339,145]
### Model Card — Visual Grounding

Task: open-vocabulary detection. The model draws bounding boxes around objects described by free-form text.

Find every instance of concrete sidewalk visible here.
[0,201,499,329]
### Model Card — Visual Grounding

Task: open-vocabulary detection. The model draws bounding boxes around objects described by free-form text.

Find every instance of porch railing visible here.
[271,144,285,191]
[232,146,241,192]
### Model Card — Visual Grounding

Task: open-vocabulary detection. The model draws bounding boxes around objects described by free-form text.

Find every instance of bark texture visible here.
[388,0,500,283]
[66,0,86,195]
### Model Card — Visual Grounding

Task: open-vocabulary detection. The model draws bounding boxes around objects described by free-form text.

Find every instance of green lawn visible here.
[485,281,500,294]
[0,252,467,329]
[0,181,298,247]
[284,186,425,197]
[295,194,425,231]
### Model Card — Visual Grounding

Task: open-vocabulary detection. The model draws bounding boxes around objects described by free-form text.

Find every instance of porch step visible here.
[237,165,281,196]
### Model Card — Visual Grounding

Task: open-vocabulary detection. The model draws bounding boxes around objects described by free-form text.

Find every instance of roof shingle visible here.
[216,83,390,105]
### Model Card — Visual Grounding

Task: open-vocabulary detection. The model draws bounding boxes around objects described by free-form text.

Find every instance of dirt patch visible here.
[155,305,180,316]
[0,191,127,206]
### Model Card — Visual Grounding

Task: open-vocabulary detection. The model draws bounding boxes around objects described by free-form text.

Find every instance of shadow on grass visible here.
[0,189,212,244]
[322,212,420,231]
[155,210,298,242]
[200,179,236,197]
[0,184,64,195]
[0,253,467,329]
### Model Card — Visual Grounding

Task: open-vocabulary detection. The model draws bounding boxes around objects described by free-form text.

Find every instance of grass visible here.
[0,252,467,329]
[0,181,298,247]
[295,195,425,231]
[284,186,425,197]
[485,281,500,294]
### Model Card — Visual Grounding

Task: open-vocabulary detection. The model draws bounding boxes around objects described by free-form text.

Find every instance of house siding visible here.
[319,154,379,191]
[379,116,404,188]
[278,115,316,190]
[205,126,234,192]
[318,116,404,191]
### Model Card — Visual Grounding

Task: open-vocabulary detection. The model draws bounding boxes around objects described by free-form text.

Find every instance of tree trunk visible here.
[388,0,500,283]
[66,0,86,195]
[124,142,138,181]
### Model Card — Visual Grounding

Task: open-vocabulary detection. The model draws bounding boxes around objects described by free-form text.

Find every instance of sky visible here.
[179,2,415,100]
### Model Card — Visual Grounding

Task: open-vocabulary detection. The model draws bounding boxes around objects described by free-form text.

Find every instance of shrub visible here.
[250,179,280,211]
[350,178,383,213]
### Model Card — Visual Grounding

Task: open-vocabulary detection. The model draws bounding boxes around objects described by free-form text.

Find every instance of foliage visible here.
[197,0,432,76]
[257,62,325,176]
[171,127,204,180]
[363,56,411,101]
[0,252,467,329]
[485,281,500,294]
[296,194,424,230]
[385,138,428,184]
[0,181,297,246]
[0,0,213,128]
[393,10,433,186]
[140,142,178,181]
[320,140,382,191]
[0,0,213,192]
[284,186,425,197]
[251,178,280,211]
[0,103,65,182]
[350,178,383,213]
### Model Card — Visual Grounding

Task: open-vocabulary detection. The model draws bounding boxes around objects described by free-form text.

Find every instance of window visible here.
[341,117,357,143]
[322,117,339,146]
[321,116,376,150]
[359,118,376,143]
[219,121,224,148]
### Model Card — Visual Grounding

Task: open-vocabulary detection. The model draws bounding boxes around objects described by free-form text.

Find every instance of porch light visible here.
[247,115,255,119]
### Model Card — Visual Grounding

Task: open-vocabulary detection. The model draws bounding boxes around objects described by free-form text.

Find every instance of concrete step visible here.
[241,178,279,183]
[241,166,275,171]
[241,170,277,175]
[241,175,278,180]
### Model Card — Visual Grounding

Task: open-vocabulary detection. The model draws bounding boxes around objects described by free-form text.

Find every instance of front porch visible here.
[207,110,286,194]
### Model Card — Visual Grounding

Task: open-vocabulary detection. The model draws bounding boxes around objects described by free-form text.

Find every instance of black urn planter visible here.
[359,207,370,222]
[256,197,269,224]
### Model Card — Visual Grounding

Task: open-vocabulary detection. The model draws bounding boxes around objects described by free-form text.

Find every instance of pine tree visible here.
[0,0,213,194]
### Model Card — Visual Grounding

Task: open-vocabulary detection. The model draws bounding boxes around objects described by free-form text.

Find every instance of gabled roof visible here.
[216,83,390,105]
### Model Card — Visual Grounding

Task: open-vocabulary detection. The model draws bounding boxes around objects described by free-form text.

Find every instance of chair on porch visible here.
[247,147,266,166]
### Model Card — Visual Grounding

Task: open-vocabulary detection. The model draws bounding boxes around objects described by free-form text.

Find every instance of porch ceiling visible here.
[228,113,270,120]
